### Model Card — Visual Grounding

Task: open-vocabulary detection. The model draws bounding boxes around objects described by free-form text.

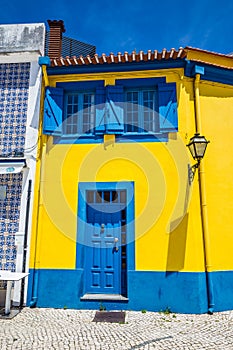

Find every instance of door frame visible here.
[76,182,135,296]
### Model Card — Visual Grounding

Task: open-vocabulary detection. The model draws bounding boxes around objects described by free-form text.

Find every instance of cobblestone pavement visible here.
[0,308,232,349]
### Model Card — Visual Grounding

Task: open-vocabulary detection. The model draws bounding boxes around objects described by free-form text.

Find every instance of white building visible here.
[0,23,45,306]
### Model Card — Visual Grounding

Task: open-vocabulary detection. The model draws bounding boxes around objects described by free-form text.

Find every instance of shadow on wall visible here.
[166,213,189,274]
[166,172,191,274]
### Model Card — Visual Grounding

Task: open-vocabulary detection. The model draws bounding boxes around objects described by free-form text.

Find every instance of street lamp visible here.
[187,133,209,183]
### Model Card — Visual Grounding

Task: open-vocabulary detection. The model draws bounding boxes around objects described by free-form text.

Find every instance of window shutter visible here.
[43,87,63,135]
[106,85,124,134]
[95,87,106,134]
[158,83,178,133]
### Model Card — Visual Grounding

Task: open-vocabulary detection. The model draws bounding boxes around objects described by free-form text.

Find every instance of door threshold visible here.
[80,294,128,301]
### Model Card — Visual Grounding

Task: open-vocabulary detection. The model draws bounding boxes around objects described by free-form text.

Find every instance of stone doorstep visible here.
[80,293,129,301]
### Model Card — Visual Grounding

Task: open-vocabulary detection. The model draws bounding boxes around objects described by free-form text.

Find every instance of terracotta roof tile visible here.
[185,46,233,70]
[49,47,233,70]
[50,48,186,67]
[185,46,229,57]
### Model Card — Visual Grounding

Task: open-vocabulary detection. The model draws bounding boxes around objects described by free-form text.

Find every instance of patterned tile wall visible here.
[0,63,30,281]
[0,173,23,272]
[0,63,30,157]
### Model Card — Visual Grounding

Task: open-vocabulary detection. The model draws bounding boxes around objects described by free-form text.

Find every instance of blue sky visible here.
[1,0,233,56]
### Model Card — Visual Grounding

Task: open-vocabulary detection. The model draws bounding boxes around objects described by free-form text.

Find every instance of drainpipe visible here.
[29,268,38,307]
[29,139,46,307]
[38,56,50,87]
[29,60,49,306]
[193,69,214,314]
[41,65,49,87]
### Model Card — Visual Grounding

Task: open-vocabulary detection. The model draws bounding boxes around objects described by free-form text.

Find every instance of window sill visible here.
[53,131,174,144]
[116,132,170,142]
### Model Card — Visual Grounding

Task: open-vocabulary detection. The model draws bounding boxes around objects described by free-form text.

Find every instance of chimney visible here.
[47,20,66,58]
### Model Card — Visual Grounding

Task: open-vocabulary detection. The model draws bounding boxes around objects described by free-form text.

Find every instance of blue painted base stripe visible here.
[27,269,233,313]
[211,270,233,311]
[128,271,207,313]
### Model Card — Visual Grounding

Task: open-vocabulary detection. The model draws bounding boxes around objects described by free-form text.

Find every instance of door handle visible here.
[114,237,119,251]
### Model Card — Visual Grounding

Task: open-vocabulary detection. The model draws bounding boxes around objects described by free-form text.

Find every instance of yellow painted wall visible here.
[198,81,233,270]
[29,66,233,274]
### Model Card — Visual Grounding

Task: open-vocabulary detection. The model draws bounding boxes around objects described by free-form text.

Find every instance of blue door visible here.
[84,190,125,294]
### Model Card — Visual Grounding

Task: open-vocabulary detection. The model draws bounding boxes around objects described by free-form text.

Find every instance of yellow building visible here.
[27,21,233,313]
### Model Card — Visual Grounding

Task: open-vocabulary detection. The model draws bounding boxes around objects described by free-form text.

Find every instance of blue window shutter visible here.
[106,85,124,134]
[95,87,106,134]
[43,87,63,135]
[158,82,178,132]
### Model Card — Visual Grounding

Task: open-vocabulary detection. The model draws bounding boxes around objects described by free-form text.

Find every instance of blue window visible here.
[64,92,95,135]
[43,87,63,136]
[125,89,159,133]
[43,78,178,141]
[43,81,104,137]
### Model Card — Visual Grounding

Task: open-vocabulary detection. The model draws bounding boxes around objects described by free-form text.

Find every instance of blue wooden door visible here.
[85,190,124,294]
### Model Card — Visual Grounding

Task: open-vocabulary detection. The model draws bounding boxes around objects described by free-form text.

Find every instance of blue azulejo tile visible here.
[5,262,15,271]
[9,215,19,220]
[7,223,17,232]
[0,222,6,230]
[6,236,14,243]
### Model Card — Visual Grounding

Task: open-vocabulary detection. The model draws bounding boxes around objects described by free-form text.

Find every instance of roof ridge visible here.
[51,47,186,67]
[184,46,233,58]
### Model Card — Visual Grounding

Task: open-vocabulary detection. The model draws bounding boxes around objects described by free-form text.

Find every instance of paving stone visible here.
[0,308,232,349]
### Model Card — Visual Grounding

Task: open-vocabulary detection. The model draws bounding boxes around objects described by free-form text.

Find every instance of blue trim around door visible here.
[76,182,135,297]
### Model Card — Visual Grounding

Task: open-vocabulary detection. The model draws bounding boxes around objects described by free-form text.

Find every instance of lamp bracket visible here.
[188,161,200,184]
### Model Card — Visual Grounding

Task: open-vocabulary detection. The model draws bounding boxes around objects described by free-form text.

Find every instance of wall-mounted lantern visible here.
[187,133,210,183]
